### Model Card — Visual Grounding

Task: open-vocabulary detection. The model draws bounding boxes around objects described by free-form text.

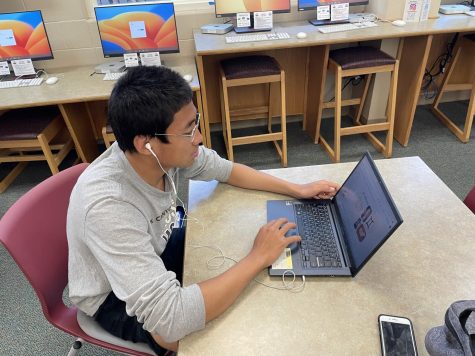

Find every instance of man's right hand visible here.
[248,218,301,269]
[199,219,301,323]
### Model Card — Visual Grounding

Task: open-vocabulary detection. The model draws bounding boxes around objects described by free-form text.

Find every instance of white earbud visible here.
[145,142,177,196]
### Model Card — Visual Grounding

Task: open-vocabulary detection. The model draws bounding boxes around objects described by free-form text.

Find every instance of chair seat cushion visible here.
[221,55,281,80]
[0,106,60,141]
[464,34,475,43]
[330,46,396,70]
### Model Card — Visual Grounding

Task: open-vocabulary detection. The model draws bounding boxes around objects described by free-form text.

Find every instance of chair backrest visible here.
[464,185,475,214]
[0,163,88,323]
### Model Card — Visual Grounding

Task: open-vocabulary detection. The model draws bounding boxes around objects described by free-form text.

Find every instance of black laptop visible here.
[267,152,403,277]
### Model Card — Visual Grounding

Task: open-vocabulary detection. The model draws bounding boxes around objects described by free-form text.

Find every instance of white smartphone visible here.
[378,314,417,356]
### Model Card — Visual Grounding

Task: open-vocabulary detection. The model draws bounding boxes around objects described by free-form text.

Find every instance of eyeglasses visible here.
[154,113,200,142]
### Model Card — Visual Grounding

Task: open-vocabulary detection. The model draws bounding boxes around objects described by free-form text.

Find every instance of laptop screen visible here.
[333,154,402,271]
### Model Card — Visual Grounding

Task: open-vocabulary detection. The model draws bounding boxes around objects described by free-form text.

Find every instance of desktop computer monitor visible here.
[0,10,54,62]
[214,0,291,33]
[298,0,369,26]
[94,2,179,58]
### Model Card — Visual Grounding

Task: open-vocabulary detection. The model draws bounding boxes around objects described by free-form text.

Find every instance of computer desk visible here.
[179,156,475,355]
[0,59,204,163]
[194,14,475,149]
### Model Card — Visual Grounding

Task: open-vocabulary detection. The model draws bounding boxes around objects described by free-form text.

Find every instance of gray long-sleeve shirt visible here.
[67,142,233,342]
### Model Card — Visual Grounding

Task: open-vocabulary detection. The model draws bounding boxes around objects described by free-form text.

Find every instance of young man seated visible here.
[67,66,339,355]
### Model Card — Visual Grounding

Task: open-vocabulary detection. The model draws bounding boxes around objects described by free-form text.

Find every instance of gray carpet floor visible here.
[0,103,474,355]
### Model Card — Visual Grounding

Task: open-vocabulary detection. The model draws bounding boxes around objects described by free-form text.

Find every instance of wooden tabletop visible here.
[194,14,475,55]
[180,156,475,355]
[0,58,199,110]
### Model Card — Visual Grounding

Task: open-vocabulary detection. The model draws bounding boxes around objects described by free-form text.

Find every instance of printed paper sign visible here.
[140,52,161,67]
[236,12,251,28]
[0,29,16,47]
[11,58,35,76]
[253,11,273,30]
[317,6,331,20]
[331,3,350,22]
[0,61,10,75]
[420,0,431,21]
[124,53,139,67]
[403,0,422,22]
[129,21,147,39]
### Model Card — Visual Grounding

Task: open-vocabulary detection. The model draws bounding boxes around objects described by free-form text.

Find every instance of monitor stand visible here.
[233,17,272,33]
[309,19,349,26]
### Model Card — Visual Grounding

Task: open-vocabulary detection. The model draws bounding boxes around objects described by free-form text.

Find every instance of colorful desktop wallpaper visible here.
[215,0,290,15]
[0,11,53,61]
[298,0,364,8]
[95,3,179,57]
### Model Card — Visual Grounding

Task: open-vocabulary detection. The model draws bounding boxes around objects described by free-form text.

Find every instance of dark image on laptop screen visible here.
[334,156,400,269]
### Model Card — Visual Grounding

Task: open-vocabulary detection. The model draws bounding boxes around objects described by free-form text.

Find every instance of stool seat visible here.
[330,46,396,70]
[0,106,60,140]
[221,55,281,80]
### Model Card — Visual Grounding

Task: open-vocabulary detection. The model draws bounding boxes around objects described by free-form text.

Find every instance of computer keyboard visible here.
[0,77,44,89]
[103,72,125,81]
[225,32,290,44]
[318,21,378,34]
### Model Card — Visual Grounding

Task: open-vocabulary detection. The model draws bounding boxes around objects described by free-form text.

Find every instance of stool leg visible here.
[267,82,273,133]
[333,66,342,162]
[432,44,462,110]
[221,77,234,162]
[37,133,60,174]
[0,162,28,193]
[462,82,475,142]
[318,61,338,161]
[385,61,399,158]
[219,76,227,144]
[280,71,287,167]
[354,74,373,125]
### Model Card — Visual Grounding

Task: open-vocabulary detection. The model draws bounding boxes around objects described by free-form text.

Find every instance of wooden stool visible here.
[219,55,287,167]
[432,34,475,143]
[316,46,399,162]
[102,122,115,148]
[0,106,74,193]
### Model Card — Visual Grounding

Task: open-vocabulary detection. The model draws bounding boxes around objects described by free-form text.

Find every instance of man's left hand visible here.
[293,180,341,200]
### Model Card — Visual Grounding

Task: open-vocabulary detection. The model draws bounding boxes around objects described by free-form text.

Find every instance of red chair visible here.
[464,186,475,214]
[0,163,154,355]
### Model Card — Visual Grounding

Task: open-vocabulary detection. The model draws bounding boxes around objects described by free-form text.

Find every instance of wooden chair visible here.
[316,46,399,162]
[432,34,475,143]
[219,55,287,167]
[0,106,74,193]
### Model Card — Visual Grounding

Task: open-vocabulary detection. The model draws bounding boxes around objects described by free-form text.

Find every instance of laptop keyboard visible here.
[295,204,342,269]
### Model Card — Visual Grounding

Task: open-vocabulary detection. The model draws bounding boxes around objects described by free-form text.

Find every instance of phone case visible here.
[378,314,418,356]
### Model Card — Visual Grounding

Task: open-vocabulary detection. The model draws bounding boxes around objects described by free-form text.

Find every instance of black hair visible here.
[108,65,193,152]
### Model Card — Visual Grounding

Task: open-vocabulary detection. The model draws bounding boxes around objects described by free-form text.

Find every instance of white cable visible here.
[145,142,201,229]
[189,244,306,293]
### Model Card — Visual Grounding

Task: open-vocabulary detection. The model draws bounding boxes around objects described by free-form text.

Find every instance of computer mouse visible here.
[183,74,193,83]
[391,20,406,27]
[46,76,59,85]
[296,32,307,39]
